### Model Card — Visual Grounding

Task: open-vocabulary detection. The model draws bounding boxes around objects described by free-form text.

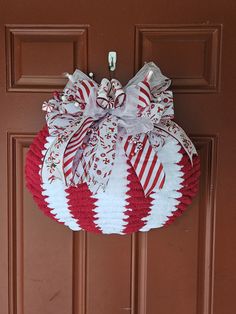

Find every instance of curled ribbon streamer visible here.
[41,62,197,196]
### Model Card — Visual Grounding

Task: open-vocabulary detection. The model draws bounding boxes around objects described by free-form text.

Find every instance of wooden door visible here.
[0,1,235,314]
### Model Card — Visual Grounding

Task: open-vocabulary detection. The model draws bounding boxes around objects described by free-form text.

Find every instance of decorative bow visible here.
[41,66,197,197]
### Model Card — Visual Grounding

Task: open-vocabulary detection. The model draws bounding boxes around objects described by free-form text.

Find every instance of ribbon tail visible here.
[123,134,165,196]
[74,153,96,187]
[63,118,94,185]
[155,120,197,164]
[41,116,94,187]
[75,115,119,194]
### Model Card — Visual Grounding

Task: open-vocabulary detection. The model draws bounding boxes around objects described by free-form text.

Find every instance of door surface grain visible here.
[0,1,235,314]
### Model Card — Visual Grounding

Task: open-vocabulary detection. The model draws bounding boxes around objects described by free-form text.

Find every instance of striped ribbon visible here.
[137,80,152,110]
[63,117,94,184]
[124,134,165,196]
[77,79,95,104]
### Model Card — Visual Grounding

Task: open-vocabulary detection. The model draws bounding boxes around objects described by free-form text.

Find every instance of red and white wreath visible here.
[25,62,200,234]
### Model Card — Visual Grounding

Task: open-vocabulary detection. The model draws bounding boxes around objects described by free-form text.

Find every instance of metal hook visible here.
[108,51,117,72]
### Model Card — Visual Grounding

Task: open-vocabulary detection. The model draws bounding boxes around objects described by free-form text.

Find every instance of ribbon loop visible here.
[97,78,126,109]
